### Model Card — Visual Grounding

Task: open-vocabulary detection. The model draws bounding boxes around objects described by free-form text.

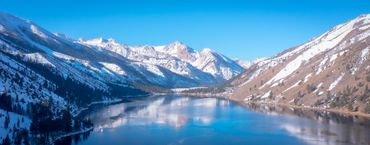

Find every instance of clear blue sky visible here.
[1,0,370,61]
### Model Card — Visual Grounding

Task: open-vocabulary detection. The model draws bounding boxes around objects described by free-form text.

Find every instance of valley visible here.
[0,11,370,145]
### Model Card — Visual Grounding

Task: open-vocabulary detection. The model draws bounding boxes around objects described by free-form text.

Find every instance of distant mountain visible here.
[80,39,244,82]
[228,14,370,114]
[234,58,268,69]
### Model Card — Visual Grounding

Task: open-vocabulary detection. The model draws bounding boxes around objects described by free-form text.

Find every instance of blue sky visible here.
[1,0,370,60]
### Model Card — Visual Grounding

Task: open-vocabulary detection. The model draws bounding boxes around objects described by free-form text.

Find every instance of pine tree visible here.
[4,112,10,129]
[1,135,11,145]
[268,91,274,100]
[14,131,22,145]
[63,106,72,132]
[22,129,29,145]
[17,119,20,128]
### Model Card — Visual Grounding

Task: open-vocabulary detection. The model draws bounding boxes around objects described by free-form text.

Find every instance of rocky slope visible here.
[229,14,370,114]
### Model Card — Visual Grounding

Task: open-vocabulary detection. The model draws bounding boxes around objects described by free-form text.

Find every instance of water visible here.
[59,96,370,145]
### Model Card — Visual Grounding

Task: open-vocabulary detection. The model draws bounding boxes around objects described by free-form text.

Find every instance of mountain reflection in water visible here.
[57,96,370,145]
[86,96,227,129]
[244,103,370,145]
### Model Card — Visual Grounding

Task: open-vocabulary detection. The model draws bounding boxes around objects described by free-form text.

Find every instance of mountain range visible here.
[1,11,370,144]
[228,14,370,114]
[0,12,245,109]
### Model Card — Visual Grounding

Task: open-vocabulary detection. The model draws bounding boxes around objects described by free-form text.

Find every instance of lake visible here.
[57,95,370,145]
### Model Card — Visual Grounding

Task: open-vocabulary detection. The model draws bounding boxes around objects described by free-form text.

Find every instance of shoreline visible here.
[169,92,370,118]
[74,94,151,116]
[243,101,370,118]
[52,127,94,144]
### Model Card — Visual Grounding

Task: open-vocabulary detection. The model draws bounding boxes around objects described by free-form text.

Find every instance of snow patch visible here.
[259,91,271,99]
[0,24,5,32]
[303,73,312,83]
[23,53,54,67]
[359,24,370,30]
[283,80,302,93]
[30,25,48,39]
[316,57,329,75]
[52,51,77,61]
[360,47,369,63]
[329,53,338,64]
[100,62,126,75]
[328,73,345,91]
[313,82,323,93]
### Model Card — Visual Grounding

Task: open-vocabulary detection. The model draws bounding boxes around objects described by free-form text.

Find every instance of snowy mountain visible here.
[234,58,268,69]
[0,12,246,143]
[0,11,244,120]
[0,12,241,143]
[0,12,244,95]
[80,39,244,82]
[229,14,370,114]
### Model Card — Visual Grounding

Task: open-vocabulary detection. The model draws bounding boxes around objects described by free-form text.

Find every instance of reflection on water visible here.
[244,103,370,145]
[86,96,228,130]
[64,96,370,145]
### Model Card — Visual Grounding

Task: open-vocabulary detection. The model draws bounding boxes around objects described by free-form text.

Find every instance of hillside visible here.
[228,14,370,114]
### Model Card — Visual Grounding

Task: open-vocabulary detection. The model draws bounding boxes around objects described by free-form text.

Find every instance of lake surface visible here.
[58,96,370,145]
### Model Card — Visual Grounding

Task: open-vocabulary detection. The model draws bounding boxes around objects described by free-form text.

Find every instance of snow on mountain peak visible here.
[80,37,125,49]
[77,37,244,81]
[169,40,187,47]
[168,41,195,53]
[357,14,370,21]
[30,24,48,39]
[200,48,214,54]
[234,59,253,69]
[0,12,31,31]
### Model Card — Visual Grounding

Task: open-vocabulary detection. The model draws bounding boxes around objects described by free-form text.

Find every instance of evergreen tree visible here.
[22,130,30,145]
[14,131,22,145]
[17,119,20,128]
[63,106,72,132]
[4,112,10,129]
[1,135,11,145]
[0,93,12,111]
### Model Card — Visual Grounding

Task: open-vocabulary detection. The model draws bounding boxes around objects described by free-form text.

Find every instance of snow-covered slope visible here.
[0,12,245,116]
[0,12,245,94]
[80,39,245,83]
[229,14,370,114]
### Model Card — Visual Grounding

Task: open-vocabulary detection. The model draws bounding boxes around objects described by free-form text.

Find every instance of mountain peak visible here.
[352,14,370,25]
[0,12,32,31]
[171,40,184,45]
[0,12,20,21]
[81,37,122,47]
[168,41,189,49]
[165,40,195,55]
[358,14,370,19]
[200,48,214,54]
